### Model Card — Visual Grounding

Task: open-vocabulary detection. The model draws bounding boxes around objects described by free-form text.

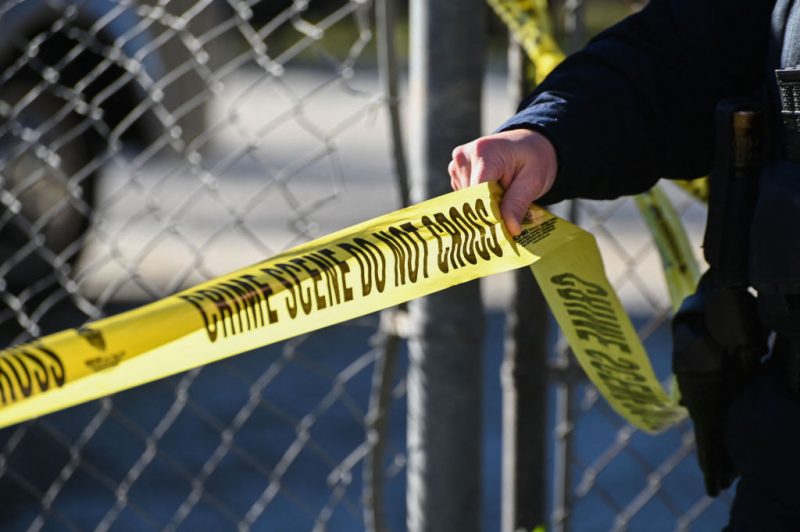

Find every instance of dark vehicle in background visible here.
[0,0,216,318]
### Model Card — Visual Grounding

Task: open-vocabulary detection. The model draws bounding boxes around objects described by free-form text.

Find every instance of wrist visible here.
[527,130,557,199]
[502,127,558,200]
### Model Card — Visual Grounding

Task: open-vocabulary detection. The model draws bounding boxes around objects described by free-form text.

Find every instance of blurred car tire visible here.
[0,80,99,294]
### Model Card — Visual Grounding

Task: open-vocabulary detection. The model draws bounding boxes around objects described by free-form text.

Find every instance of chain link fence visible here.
[0,0,745,530]
[0,0,411,530]
[548,193,732,532]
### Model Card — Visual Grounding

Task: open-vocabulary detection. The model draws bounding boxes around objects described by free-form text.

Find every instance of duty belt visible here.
[777,67,800,160]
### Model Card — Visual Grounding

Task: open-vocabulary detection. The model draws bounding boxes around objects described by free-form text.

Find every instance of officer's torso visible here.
[748,0,800,346]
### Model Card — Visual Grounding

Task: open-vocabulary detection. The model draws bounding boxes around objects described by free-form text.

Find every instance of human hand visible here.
[448,128,557,236]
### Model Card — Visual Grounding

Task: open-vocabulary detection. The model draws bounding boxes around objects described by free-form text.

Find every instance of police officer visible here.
[449,1,800,529]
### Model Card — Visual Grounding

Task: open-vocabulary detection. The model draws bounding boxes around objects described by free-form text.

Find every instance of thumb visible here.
[500,175,537,236]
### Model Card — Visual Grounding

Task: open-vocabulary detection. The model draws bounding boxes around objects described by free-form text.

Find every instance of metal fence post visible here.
[501,42,550,532]
[553,4,586,530]
[407,0,486,531]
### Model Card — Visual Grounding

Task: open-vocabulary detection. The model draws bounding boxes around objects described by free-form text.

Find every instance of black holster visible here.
[672,98,769,497]
[672,272,767,496]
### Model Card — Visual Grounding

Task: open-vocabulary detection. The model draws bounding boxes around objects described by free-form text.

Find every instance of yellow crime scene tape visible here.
[633,188,701,312]
[487,0,565,84]
[0,183,685,433]
[675,178,710,204]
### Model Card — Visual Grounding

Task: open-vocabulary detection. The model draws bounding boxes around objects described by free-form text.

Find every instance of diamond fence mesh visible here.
[0,0,748,531]
[0,0,410,530]
[549,193,732,532]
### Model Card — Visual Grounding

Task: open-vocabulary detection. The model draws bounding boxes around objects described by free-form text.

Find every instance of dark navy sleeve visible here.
[499,0,775,203]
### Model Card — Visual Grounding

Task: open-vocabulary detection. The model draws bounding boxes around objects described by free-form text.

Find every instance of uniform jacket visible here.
[499,0,780,204]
